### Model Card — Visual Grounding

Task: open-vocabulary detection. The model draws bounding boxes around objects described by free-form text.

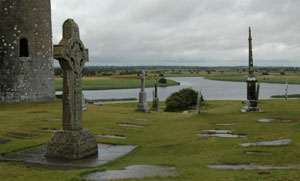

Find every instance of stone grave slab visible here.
[207,164,297,170]
[83,165,179,180]
[96,134,127,139]
[215,123,237,126]
[197,133,246,138]
[239,139,291,147]
[202,130,232,134]
[257,118,274,123]
[0,138,11,144]
[118,123,145,128]
[44,118,61,122]
[7,132,37,138]
[0,143,136,170]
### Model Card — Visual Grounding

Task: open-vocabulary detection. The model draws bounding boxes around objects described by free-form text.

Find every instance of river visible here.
[58,77,300,101]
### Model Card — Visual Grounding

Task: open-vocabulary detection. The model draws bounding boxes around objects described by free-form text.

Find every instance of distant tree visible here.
[158,77,167,84]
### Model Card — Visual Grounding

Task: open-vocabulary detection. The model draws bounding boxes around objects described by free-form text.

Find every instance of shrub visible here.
[158,78,167,84]
[165,88,198,112]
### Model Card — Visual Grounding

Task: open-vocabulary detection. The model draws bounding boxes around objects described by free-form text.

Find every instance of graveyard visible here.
[1,99,300,180]
[1,0,300,180]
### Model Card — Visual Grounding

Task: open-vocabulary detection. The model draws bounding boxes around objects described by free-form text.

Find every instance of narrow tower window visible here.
[20,38,29,57]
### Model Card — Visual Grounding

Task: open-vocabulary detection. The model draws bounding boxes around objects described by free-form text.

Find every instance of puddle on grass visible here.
[96,134,127,139]
[0,138,11,144]
[197,133,247,138]
[118,123,145,128]
[7,132,37,138]
[44,118,61,122]
[207,164,297,170]
[83,165,179,180]
[202,130,232,134]
[239,139,291,147]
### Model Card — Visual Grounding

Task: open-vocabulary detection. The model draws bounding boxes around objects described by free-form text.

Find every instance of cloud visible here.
[51,0,300,66]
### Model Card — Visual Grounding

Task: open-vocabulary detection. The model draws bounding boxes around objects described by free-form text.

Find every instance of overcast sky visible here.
[51,0,300,67]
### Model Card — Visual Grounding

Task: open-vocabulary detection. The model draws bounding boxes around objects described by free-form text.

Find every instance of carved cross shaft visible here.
[53,19,88,131]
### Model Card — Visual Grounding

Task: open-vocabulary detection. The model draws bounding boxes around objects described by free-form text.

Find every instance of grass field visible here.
[163,71,300,85]
[55,76,179,91]
[1,99,300,180]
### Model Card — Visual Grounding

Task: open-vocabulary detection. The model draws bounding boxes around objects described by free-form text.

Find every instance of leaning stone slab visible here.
[83,165,179,180]
[207,164,297,170]
[239,139,291,147]
[0,143,136,170]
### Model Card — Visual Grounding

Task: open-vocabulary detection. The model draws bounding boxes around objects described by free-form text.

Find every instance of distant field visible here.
[55,75,179,91]
[162,71,300,84]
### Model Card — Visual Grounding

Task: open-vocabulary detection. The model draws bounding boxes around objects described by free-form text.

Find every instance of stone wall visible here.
[0,0,55,102]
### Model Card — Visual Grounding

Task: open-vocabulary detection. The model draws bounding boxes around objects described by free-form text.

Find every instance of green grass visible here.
[55,76,180,91]
[1,99,300,180]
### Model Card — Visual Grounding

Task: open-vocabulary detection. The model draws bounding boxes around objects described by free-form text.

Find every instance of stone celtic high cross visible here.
[46,19,98,159]
[53,19,88,131]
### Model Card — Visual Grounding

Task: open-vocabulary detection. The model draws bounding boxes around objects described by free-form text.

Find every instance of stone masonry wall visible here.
[0,0,55,102]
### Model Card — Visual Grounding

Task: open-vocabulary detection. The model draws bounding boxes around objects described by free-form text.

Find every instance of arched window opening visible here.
[20,38,29,57]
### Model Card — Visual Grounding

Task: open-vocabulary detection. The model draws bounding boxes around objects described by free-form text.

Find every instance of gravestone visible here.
[242,27,262,112]
[195,89,202,115]
[151,79,160,111]
[46,19,98,159]
[136,70,149,112]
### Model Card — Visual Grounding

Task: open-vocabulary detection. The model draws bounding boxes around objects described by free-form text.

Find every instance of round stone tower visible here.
[0,0,55,102]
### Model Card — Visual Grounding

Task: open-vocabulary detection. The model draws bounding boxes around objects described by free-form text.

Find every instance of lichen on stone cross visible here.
[53,19,89,131]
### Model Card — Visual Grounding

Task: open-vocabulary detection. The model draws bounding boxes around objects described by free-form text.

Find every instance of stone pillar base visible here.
[46,129,98,159]
[151,98,160,111]
[241,106,264,112]
[136,92,149,112]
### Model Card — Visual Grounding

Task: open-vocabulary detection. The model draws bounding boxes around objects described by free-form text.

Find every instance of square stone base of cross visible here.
[46,129,98,159]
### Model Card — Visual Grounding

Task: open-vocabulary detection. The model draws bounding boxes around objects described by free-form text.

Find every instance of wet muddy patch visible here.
[7,132,37,138]
[239,139,291,147]
[118,123,145,128]
[0,143,137,170]
[96,134,127,139]
[207,164,297,170]
[0,138,11,144]
[83,165,179,180]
